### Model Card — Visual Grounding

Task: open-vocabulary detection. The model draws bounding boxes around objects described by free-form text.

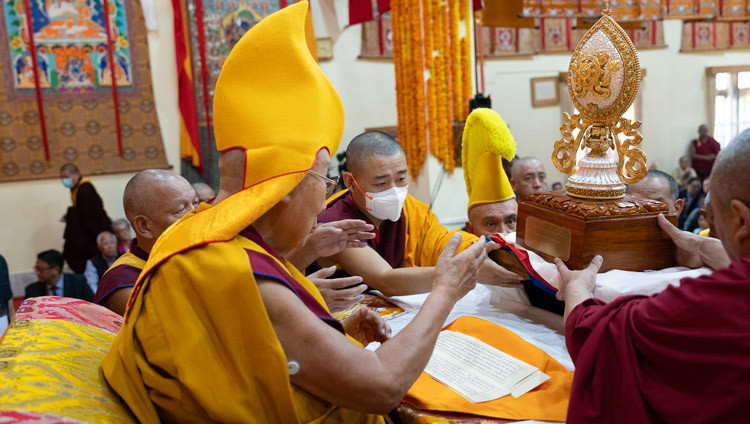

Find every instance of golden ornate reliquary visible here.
[516,9,676,272]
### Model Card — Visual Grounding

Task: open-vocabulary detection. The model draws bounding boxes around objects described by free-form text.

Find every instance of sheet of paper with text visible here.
[424,330,549,403]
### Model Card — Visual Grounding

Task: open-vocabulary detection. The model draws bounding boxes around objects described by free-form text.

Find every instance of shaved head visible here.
[626,170,682,215]
[123,169,197,252]
[711,128,750,205]
[193,182,215,203]
[510,157,547,201]
[346,131,404,175]
[708,128,750,261]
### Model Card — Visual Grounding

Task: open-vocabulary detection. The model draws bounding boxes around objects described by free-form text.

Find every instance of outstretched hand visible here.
[307,220,375,258]
[308,266,367,313]
[433,234,494,302]
[554,255,602,302]
[342,305,391,346]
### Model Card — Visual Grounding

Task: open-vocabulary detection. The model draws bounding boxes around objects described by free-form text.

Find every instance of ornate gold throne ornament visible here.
[552,10,647,199]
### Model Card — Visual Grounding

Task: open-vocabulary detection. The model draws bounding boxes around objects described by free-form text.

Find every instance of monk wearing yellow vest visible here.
[102,3,495,422]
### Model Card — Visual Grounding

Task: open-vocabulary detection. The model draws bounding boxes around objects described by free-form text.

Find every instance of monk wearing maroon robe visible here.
[555,128,750,423]
[690,124,721,180]
[60,163,112,273]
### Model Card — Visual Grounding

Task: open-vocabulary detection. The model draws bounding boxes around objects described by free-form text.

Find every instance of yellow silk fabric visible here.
[0,319,135,423]
[103,229,383,423]
[462,109,516,214]
[401,194,478,267]
[404,316,573,422]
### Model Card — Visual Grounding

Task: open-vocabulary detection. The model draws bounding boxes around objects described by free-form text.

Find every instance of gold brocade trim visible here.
[565,184,625,200]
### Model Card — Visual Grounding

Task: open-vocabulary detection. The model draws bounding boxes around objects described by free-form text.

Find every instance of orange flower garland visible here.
[390,0,471,176]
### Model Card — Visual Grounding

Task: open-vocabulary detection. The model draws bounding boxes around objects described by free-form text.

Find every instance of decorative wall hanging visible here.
[0,0,167,182]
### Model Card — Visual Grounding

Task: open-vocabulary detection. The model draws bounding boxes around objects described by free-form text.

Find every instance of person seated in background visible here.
[83,231,121,293]
[192,182,216,203]
[112,218,133,254]
[694,193,710,235]
[25,250,93,301]
[317,131,520,296]
[510,156,548,202]
[94,170,198,315]
[462,108,517,238]
[59,163,112,274]
[671,155,697,191]
[551,181,563,192]
[103,6,495,420]
[554,128,750,423]
[626,170,684,216]
[684,194,708,234]
[678,177,703,229]
[690,123,721,181]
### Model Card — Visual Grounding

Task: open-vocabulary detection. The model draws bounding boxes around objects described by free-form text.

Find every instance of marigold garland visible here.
[390,0,471,176]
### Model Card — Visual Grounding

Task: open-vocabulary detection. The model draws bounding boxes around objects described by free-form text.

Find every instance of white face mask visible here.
[362,184,409,221]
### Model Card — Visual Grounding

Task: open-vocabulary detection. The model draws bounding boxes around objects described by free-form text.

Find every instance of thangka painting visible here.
[0,0,168,182]
[3,0,132,94]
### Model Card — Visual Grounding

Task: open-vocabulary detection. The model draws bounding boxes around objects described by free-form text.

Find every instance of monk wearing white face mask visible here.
[316,131,522,296]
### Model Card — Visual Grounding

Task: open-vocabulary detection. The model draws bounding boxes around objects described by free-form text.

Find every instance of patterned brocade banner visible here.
[0,0,167,183]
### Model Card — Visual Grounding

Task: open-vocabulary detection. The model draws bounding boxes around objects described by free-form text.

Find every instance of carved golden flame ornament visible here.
[552,9,647,200]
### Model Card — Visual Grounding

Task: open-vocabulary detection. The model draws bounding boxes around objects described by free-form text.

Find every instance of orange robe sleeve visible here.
[402,195,479,267]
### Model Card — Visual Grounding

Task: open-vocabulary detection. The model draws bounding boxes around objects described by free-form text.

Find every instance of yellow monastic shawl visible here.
[102,207,383,423]
[102,2,367,422]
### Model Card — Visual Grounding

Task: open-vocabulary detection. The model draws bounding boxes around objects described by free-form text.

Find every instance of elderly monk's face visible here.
[626,177,681,215]
[146,177,198,240]
[679,156,689,169]
[98,234,118,258]
[345,152,409,210]
[511,160,547,201]
[280,150,332,251]
[466,198,518,237]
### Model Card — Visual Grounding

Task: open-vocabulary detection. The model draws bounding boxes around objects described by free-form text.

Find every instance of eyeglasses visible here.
[308,170,339,197]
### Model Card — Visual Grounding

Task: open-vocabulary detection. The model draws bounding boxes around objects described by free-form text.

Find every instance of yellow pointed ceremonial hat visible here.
[131,2,345,290]
[462,108,516,214]
[213,0,344,189]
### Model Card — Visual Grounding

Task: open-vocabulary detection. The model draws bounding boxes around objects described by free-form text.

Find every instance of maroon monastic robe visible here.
[565,256,750,423]
[63,180,112,273]
[692,136,721,180]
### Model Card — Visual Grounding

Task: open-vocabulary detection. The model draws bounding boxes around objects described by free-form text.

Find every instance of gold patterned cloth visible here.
[0,297,134,423]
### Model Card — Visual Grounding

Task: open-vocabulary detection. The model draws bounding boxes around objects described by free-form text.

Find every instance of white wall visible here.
[2,12,748,274]
[0,0,180,275]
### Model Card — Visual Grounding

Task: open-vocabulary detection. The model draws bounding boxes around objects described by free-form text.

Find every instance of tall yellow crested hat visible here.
[133,2,344,280]
[213,0,344,189]
[462,108,516,214]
